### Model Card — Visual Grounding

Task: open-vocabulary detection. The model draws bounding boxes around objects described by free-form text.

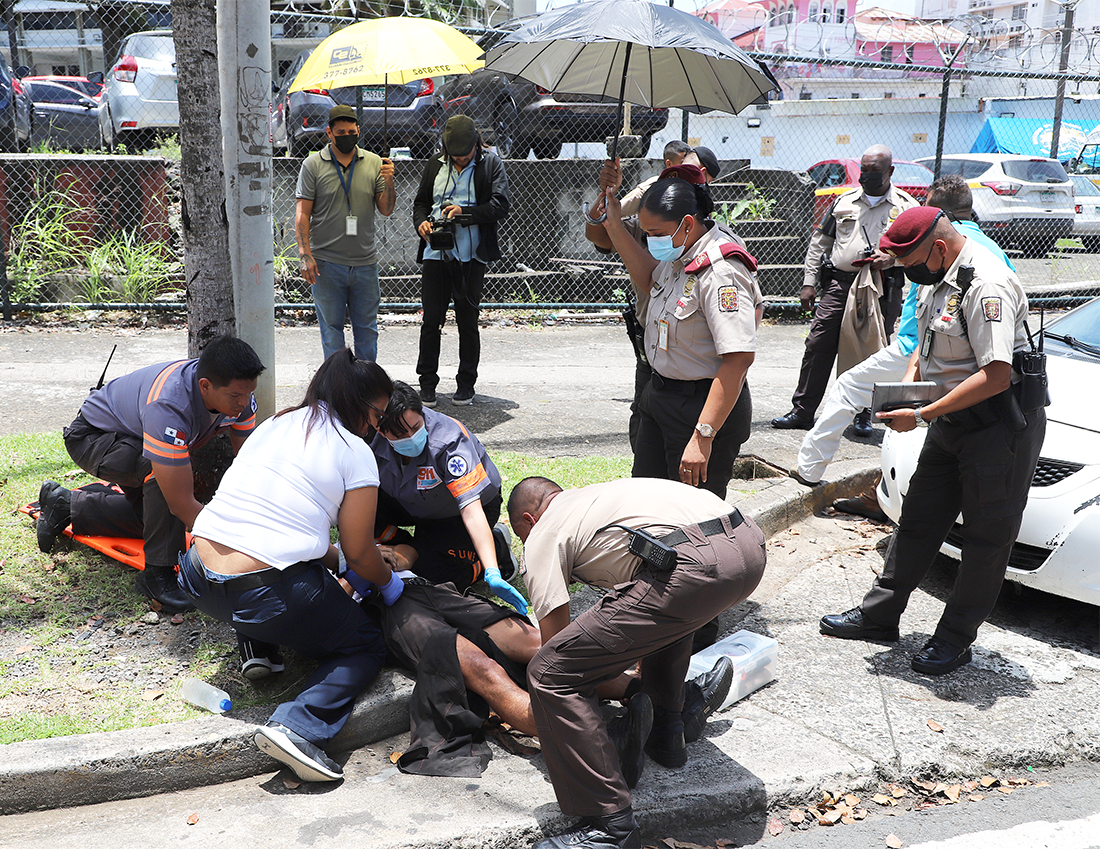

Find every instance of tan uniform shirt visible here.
[640,222,763,381]
[619,174,660,218]
[916,238,1029,392]
[520,478,737,620]
[803,186,919,289]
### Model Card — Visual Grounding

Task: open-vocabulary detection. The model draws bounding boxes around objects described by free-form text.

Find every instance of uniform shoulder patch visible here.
[718,285,739,312]
[981,297,1002,322]
[164,426,187,447]
[446,455,469,478]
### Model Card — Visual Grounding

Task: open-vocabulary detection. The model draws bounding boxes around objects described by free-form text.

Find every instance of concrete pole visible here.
[216,0,276,422]
[1049,2,1076,160]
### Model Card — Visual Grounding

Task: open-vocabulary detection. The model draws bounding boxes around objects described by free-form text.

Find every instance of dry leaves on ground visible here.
[885,834,903,848]
[186,812,199,825]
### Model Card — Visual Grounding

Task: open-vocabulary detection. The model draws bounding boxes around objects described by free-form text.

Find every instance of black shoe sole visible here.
[771,419,814,430]
[912,647,972,675]
[645,741,687,769]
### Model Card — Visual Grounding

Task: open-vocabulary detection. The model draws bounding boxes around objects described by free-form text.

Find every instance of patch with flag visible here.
[981,297,1002,321]
[718,286,739,312]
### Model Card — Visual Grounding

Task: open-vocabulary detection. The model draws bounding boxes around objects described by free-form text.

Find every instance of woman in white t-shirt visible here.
[178,350,404,784]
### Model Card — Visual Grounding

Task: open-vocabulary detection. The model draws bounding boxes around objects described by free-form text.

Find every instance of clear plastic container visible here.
[685,629,777,710]
[180,678,232,713]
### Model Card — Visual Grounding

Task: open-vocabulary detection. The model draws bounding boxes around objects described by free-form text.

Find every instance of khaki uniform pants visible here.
[528,514,767,817]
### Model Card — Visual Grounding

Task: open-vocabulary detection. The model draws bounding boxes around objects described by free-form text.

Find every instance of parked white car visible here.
[918,153,1075,258]
[877,297,1100,608]
[98,30,178,150]
[1070,174,1100,253]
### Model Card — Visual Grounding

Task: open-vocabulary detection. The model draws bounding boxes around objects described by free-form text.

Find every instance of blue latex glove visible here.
[343,568,373,597]
[484,566,528,615]
[379,571,405,606]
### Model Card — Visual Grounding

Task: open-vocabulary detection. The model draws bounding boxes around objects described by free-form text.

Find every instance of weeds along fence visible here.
[3,3,1100,313]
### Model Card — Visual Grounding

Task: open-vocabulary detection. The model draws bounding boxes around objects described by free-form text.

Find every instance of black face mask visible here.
[333,134,358,155]
[904,242,947,286]
[859,170,887,195]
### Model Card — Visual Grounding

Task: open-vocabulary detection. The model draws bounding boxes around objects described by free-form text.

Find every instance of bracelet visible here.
[582,200,607,225]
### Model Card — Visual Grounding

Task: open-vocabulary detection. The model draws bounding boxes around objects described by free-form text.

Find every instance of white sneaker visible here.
[254,722,342,782]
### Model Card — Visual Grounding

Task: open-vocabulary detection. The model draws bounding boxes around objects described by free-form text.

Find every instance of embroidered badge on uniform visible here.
[164,426,186,447]
[718,286,738,312]
[946,293,961,316]
[683,276,697,297]
[982,297,1002,321]
[416,467,441,490]
[446,455,469,477]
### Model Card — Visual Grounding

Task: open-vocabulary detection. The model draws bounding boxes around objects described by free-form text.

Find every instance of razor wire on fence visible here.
[2,3,1100,315]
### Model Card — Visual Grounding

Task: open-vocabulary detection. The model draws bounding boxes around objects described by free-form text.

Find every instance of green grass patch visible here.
[0,431,633,742]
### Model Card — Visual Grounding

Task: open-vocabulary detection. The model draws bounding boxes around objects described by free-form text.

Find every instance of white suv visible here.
[917,153,1075,258]
[99,31,178,150]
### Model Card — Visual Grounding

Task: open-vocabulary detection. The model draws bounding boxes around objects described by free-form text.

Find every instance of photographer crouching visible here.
[413,114,510,407]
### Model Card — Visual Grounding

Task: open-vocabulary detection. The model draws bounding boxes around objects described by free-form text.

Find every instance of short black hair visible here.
[927,174,973,221]
[663,140,692,161]
[195,336,265,387]
[507,476,562,526]
[378,380,424,438]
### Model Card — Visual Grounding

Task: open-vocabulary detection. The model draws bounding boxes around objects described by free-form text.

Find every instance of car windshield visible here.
[1072,176,1100,196]
[1073,143,1100,175]
[1003,159,1069,183]
[1046,299,1100,356]
[127,35,175,62]
[893,162,933,186]
[936,158,993,179]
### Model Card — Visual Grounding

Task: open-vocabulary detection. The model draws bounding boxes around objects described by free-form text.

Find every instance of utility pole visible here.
[1049,1,1077,160]
[217,0,276,420]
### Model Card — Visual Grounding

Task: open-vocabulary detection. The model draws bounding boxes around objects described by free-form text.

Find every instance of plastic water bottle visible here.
[180,678,232,713]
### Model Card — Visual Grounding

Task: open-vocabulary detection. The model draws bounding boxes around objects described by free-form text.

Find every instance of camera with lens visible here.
[428,213,474,252]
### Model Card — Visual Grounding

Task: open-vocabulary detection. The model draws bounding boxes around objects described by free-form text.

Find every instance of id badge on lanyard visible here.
[335,156,357,236]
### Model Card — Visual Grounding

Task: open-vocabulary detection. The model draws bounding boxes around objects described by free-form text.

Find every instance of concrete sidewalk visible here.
[0,320,1096,844]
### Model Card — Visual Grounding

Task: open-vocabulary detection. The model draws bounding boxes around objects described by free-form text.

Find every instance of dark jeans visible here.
[63,415,184,569]
[178,545,386,745]
[417,259,486,395]
[862,405,1045,648]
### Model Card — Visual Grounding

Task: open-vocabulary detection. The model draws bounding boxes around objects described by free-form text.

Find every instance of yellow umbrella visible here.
[289,16,484,90]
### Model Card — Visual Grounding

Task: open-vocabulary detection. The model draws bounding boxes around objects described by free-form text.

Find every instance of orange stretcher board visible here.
[22,482,193,571]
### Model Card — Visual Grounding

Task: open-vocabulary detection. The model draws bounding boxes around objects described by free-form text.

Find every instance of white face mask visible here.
[647,217,690,262]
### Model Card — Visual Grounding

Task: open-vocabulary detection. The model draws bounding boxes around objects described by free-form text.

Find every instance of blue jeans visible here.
[177,545,386,745]
[312,260,380,362]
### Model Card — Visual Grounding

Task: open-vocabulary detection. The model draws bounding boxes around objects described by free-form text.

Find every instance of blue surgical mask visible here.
[390,424,428,457]
[647,217,690,263]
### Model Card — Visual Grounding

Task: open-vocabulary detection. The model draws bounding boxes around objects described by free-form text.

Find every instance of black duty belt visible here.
[830,269,858,285]
[651,371,712,395]
[660,509,745,547]
[190,546,318,595]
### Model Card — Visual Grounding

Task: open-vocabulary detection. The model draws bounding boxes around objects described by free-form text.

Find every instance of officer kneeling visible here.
[820,205,1046,675]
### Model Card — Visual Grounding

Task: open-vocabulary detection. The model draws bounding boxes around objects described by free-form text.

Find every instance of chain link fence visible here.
[3,3,1100,313]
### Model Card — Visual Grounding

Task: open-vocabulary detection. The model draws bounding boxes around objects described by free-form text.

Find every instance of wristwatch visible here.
[913,407,930,428]
[695,422,716,438]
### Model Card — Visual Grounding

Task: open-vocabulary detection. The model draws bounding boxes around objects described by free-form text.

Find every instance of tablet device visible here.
[871,381,943,414]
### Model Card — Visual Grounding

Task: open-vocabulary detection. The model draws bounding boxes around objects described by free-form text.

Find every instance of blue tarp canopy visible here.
[971,117,1100,160]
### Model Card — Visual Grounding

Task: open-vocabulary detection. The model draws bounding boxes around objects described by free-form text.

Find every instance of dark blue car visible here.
[0,61,32,152]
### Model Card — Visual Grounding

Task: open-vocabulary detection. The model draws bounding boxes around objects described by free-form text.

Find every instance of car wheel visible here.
[0,117,16,153]
[290,132,311,159]
[533,139,561,160]
[491,99,519,159]
[1022,237,1055,259]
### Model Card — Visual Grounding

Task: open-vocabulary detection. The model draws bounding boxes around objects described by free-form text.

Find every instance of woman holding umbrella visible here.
[595,174,762,497]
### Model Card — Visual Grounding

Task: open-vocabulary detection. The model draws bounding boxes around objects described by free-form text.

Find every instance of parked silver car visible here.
[1071,174,1100,253]
[918,153,1075,258]
[98,30,178,150]
[25,80,102,151]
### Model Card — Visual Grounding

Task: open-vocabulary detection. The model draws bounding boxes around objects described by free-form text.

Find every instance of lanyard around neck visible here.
[333,153,357,211]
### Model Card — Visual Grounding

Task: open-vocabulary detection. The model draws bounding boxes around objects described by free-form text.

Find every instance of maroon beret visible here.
[659,163,706,185]
[879,207,943,258]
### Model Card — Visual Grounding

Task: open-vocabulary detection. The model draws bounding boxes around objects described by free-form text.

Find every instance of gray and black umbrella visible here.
[482,0,778,158]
